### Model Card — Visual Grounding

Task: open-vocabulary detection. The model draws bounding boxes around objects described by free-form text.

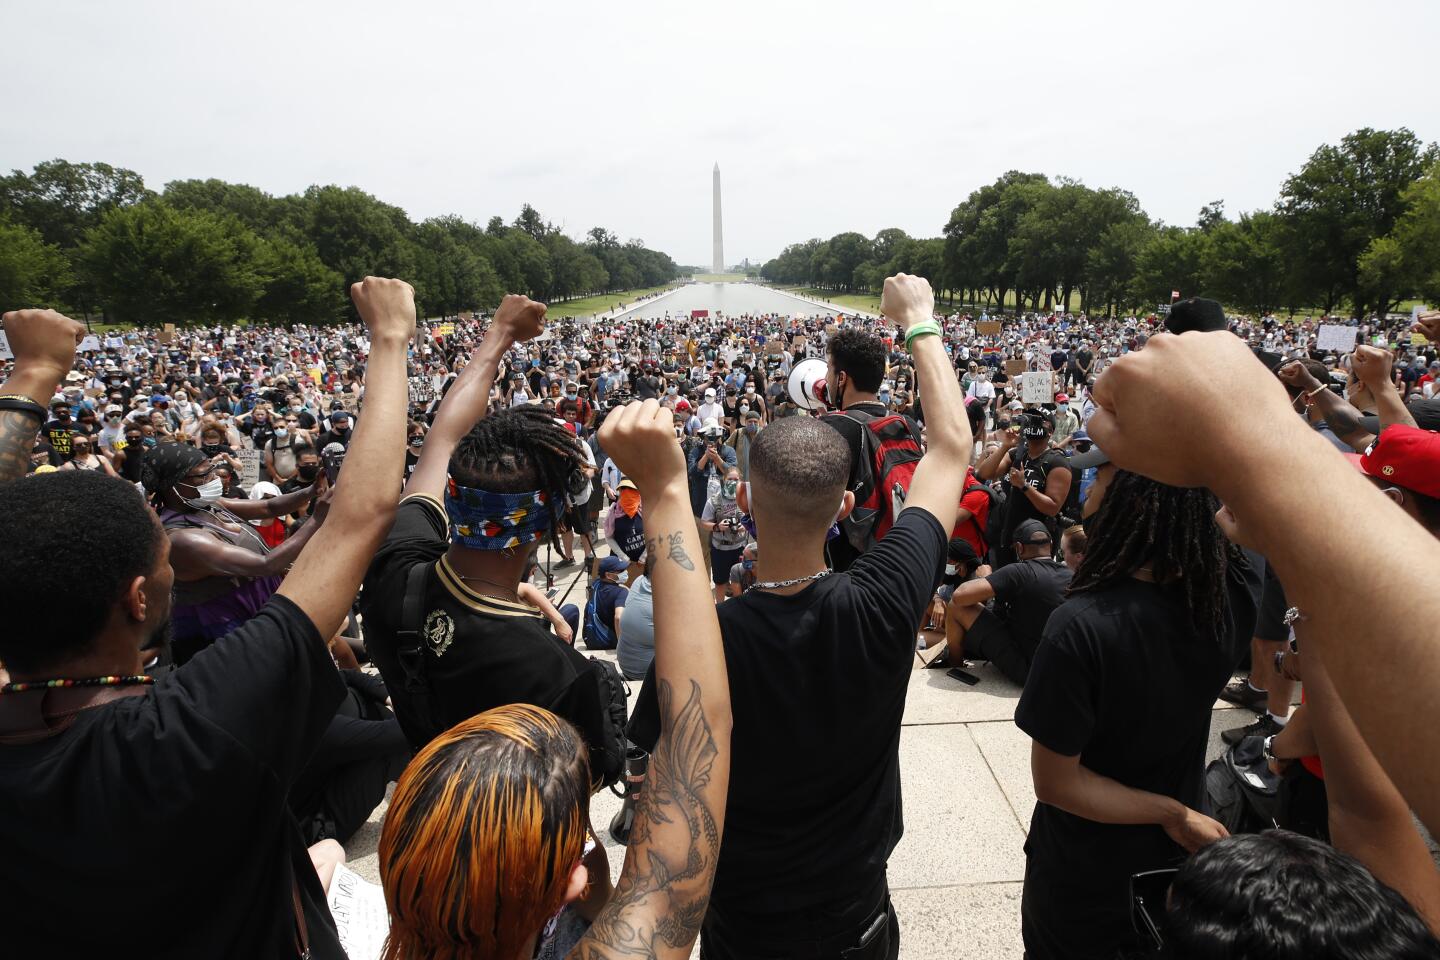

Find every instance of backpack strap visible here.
[395,561,436,714]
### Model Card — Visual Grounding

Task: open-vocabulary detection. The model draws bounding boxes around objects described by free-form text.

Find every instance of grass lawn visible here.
[541,284,679,318]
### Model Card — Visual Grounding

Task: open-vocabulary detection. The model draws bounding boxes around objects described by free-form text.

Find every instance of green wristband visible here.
[904,322,942,350]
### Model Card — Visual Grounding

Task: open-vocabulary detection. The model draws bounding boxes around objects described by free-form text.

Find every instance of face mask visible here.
[274,427,288,439]
[744,423,757,434]
[722,479,738,498]
[945,563,959,576]
[566,393,578,401]
[408,436,424,448]
[142,437,157,448]
[191,478,224,500]
[745,385,754,394]
[616,571,630,586]
[667,386,677,396]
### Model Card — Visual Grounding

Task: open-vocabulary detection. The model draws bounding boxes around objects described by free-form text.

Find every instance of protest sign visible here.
[1412,331,1429,346]
[78,335,102,353]
[1004,359,1028,376]
[1316,324,1357,352]
[1021,371,1055,405]
[0,330,10,360]
[158,324,177,345]
[408,376,435,405]
[238,448,262,488]
[976,320,1002,335]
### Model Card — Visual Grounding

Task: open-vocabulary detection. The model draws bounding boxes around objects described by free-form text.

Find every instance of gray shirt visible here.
[616,574,656,681]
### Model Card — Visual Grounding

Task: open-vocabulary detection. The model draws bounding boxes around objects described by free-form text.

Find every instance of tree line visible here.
[761,127,1439,318]
[0,160,682,326]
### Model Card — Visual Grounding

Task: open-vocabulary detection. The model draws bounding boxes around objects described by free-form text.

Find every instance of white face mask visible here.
[616,571,630,586]
[945,562,959,576]
[193,478,225,500]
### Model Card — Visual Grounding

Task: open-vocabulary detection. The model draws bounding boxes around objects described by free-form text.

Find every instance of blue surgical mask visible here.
[616,571,630,586]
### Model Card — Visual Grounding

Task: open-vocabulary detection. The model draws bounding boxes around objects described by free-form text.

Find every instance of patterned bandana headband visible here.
[444,478,552,551]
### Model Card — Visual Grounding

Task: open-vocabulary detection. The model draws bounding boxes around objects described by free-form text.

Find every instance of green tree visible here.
[1278,127,1438,315]
[292,185,416,288]
[1375,162,1440,305]
[1131,226,1210,308]
[0,218,73,310]
[1087,219,1153,317]
[0,159,152,249]
[79,201,264,326]
[163,179,283,234]
[1203,211,1288,315]
[253,236,346,325]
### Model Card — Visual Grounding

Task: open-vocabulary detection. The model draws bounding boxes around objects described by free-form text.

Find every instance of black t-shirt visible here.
[1014,555,1264,959]
[629,508,947,937]
[0,596,346,959]
[361,495,608,755]
[986,557,1072,651]
[1000,445,1069,547]
[43,419,74,462]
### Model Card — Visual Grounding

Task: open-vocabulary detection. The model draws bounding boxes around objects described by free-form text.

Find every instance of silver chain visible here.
[747,569,833,593]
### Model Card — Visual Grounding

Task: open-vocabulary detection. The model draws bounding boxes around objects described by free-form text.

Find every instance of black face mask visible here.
[296,464,320,482]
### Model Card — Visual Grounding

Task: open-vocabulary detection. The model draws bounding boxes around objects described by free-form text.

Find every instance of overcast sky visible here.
[5,0,1437,267]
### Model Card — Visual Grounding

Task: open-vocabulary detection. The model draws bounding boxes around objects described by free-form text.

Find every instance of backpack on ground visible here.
[1202,736,1282,835]
[583,579,617,651]
[832,409,925,552]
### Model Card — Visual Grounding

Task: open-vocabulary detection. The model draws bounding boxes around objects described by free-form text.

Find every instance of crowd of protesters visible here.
[1,271,1439,960]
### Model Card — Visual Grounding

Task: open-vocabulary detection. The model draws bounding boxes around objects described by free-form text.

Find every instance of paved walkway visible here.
[341,544,1258,959]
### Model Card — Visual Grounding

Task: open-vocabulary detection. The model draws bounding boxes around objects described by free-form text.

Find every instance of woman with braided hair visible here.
[360,297,625,946]
[1012,459,1266,960]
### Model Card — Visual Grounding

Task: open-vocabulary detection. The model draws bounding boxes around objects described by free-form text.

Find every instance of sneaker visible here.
[1220,713,1283,746]
[554,557,576,569]
[1218,677,1268,712]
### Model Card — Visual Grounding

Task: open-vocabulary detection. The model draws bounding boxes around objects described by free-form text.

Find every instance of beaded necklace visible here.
[0,675,155,695]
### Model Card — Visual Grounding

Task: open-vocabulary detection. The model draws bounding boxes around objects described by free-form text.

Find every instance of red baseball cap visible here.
[1359,425,1440,498]
[675,399,691,411]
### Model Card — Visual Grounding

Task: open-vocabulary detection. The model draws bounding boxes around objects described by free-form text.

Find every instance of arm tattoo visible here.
[571,679,721,959]
[0,409,43,484]
[644,531,696,572]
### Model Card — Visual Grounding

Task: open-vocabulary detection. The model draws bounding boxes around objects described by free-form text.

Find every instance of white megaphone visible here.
[788,357,830,411]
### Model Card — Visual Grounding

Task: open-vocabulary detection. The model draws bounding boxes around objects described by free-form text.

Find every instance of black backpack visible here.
[395,562,629,790]
[1202,736,1281,835]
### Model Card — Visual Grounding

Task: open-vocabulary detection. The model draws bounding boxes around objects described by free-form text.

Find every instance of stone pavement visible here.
[341,547,1261,959]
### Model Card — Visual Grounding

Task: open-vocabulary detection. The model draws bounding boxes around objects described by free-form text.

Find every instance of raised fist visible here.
[349,277,416,343]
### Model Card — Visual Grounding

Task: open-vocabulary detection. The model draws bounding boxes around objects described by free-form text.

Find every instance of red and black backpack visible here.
[830,409,925,552]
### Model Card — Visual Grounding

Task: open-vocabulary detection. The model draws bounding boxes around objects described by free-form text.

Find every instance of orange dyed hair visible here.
[378,703,591,960]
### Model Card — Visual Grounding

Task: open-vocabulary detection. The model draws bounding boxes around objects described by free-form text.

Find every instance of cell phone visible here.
[946,667,981,686]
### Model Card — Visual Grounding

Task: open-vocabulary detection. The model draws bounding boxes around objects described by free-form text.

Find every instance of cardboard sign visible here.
[435,323,455,338]
[1412,331,1430,346]
[976,320,1002,335]
[1316,324,1357,352]
[766,341,784,354]
[238,448,262,488]
[104,337,124,349]
[1020,371,1055,405]
[78,335,102,353]
[157,324,177,345]
[1004,359,1028,376]
[223,336,238,348]
[0,330,11,360]
[825,323,838,335]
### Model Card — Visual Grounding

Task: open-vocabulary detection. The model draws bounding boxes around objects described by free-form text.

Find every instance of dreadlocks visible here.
[449,406,586,549]
[1070,469,1240,648]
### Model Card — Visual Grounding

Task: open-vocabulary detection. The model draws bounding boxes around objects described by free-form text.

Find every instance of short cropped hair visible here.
[827,329,887,393]
[0,472,161,673]
[748,416,850,529]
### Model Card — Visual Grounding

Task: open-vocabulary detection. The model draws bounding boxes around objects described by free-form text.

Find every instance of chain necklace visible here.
[747,569,833,593]
[453,573,521,602]
[1,675,155,695]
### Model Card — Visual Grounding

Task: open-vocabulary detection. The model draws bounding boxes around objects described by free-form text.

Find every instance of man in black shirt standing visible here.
[819,327,921,572]
[0,281,416,960]
[629,274,971,960]
[940,518,1071,684]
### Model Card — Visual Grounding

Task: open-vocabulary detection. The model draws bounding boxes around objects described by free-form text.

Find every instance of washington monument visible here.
[712,162,724,274]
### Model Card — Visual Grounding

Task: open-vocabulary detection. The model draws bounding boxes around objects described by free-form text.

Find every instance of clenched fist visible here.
[0,309,86,400]
[490,294,547,345]
[880,274,935,335]
[1415,310,1440,344]
[598,399,687,500]
[349,277,416,343]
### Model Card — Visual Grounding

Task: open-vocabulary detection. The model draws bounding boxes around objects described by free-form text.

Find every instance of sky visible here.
[5,0,1438,267]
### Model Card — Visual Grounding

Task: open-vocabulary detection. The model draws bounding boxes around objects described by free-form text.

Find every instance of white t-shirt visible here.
[967,380,995,402]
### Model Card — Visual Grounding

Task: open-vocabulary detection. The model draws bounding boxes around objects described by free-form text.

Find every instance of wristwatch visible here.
[1262,735,1278,763]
